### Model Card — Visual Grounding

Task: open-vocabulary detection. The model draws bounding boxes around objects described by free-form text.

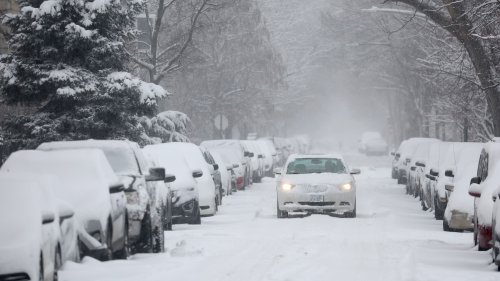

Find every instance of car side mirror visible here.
[146,167,166,182]
[274,168,282,175]
[248,152,254,158]
[350,168,361,175]
[470,176,481,185]
[58,202,75,221]
[192,169,203,178]
[213,164,219,171]
[258,154,264,159]
[109,182,125,193]
[244,151,250,157]
[410,166,416,171]
[415,161,425,168]
[430,169,439,177]
[444,170,454,177]
[233,164,240,168]
[390,151,395,156]
[445,184,454,192]
[42,211,55,224]
[469,183,482,197]
[164,174,176,183]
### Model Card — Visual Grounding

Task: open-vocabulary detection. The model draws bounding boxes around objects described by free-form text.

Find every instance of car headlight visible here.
[340,183,352,191]
[281,183,294,191]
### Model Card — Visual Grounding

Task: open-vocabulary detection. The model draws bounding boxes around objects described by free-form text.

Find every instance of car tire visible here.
[190,207,202,225]
[276,202,288,218]
[136,212,153,253]
[397,176,403,185]
[114,220,130,259]
[101,224,113,261]
[344,201,357,218]
[53,247,61,281]
[39,253,44,281]
[443,218,451,232]
[434,197,444,220]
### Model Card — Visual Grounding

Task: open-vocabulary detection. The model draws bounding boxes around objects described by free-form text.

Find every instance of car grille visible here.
[298,202,335,206]
[299,184,329,193]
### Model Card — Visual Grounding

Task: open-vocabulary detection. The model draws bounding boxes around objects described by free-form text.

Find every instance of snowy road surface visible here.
[61,155,499,281]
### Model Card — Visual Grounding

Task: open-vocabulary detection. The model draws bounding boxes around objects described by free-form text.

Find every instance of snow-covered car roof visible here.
[38,139,145,176]
[1,149,116,225]
[143,144,197,190]
[399,137,440,161]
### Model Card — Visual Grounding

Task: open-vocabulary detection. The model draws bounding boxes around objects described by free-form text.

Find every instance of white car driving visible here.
[276,154,360,218]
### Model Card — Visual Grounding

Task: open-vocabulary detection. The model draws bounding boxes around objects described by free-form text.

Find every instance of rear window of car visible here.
[101,147,141,176]
[286,158,346,174]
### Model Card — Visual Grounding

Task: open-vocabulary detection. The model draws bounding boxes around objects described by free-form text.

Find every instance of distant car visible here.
[275,154,360,218]
[38,140,168,254]
[209,150,233,197]
[1,149,128,260]
[358,132,388,156]
[442,143,482,232]
[201,140,250,190]
[167,142,218,216]
[469,142,500,251]
[143,144,201,225]
[257,139,279,177]
[200,146,223,206]
[396,138,440,185]
[0,176,79,281]
[420,142,453,213]
[242,140,265,183]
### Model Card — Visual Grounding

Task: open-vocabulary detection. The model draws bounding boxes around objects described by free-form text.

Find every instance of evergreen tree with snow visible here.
[0,0,167,153]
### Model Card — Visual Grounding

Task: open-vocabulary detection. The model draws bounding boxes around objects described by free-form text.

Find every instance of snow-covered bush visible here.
[140,111,191,144]
[0,0,167,152]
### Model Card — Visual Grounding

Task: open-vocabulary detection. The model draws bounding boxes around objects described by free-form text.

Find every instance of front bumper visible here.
[172,199,198,223]
[278,190,355,214]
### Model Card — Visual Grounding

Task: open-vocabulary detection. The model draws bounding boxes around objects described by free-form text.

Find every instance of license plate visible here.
[310,195,324,202]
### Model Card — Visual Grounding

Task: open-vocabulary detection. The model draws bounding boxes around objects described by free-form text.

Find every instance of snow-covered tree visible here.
[0,0,167,153]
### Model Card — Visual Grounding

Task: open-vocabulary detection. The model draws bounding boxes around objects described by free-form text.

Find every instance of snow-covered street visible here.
[60,155,499,281]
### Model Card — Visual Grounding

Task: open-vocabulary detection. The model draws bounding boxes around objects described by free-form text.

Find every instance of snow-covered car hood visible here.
[281,173,352,186]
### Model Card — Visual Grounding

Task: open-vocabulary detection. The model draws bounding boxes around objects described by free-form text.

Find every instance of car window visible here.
[101,147,141,176]
[286,158,346,174]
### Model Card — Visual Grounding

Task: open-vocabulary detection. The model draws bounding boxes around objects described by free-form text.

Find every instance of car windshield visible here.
[101,147,140,176]
[286,158,346,174]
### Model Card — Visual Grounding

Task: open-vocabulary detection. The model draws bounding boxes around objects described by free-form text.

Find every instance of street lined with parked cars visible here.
[0,135,308,280]
[391,137,500,270]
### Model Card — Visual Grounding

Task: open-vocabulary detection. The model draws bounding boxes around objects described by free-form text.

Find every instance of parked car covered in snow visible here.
[38,140,168,254]
[200,146,223,206]
[209,150,233,197]
[167,142,218,216]
[201,140,250,190]
[0,176,79,281]
[420,142,453,212]
[141,151,175,233]
[442,142,482,232]
[358,131,388,156]
[257,139,279,177]
[407,142,434,197]
[143,144,202,224]
[396,138,440,185]
[275,154,360,218]
[469,142,500,251]
[242,140,265,183]
[1,149,129,260]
